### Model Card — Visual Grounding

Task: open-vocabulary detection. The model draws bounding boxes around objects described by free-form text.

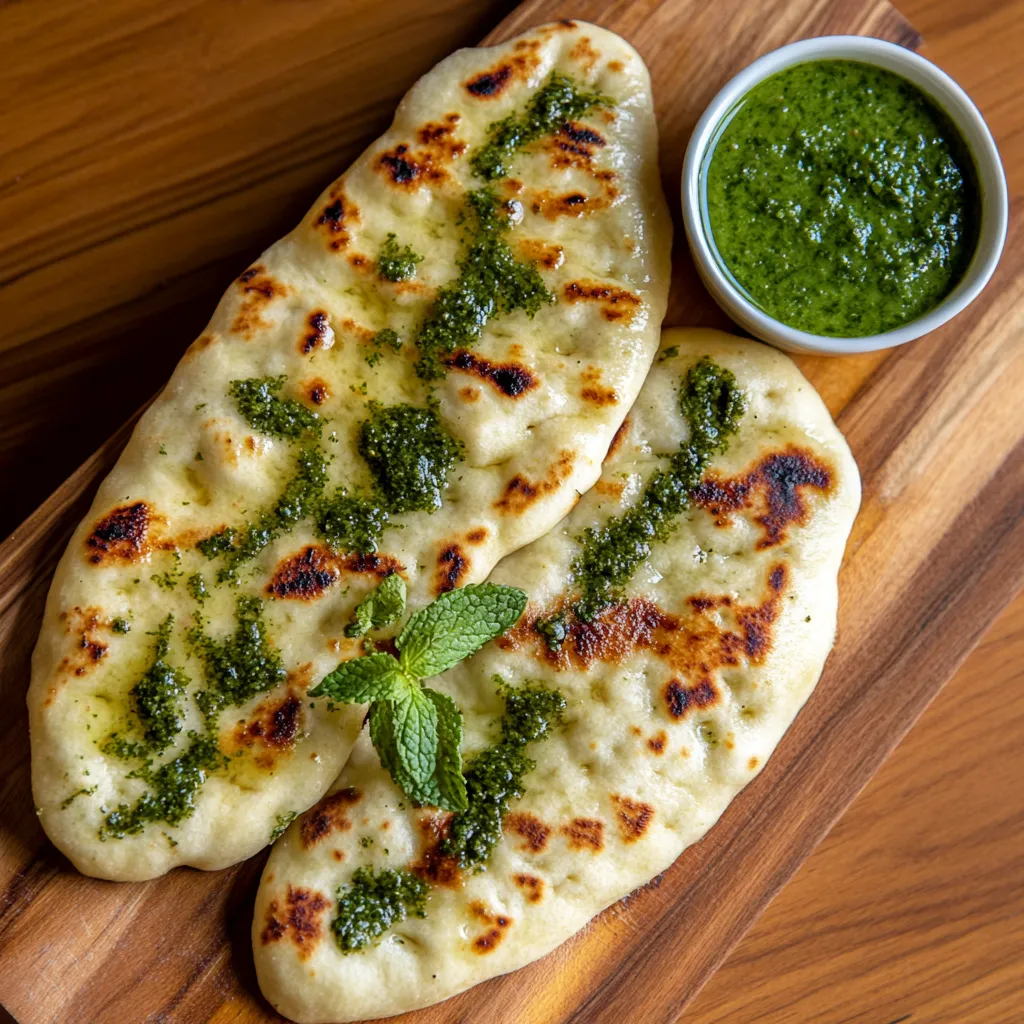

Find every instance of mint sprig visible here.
[310,583,526,810]
[344,573,406,638]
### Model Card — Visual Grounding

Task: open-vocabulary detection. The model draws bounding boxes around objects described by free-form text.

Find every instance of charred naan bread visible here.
[253,329,860,1022]
[28,21,670,882]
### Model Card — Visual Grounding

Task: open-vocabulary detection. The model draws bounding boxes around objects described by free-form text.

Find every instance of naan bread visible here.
[253,329,861,1022]
[28,21,670,882]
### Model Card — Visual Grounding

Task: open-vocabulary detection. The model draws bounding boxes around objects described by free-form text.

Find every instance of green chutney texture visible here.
[706,60,980,336]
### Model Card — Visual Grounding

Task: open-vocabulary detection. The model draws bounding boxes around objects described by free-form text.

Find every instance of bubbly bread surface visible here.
[27,20,671,881]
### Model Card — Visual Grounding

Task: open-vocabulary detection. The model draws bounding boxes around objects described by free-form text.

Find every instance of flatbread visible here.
[252,328,861,1023]
[27,21,670,882]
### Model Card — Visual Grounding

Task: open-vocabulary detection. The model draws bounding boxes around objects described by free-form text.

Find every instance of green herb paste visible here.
[332,867,428,953]
[376,234,423,282]
[315,487,389,554]
[572,358,745,620]
[471,71,610,181]
[189,596,287,724]
[414,189,552,380]
[705,60,980,336]
[365,328,402,368]
[358,402,463,514]
[229,376,321,438]
[440,680,565,868]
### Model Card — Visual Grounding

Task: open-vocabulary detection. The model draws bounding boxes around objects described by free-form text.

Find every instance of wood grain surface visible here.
[0,1,1022,1022]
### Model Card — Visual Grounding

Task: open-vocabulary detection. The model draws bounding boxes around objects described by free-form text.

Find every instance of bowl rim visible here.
[680,35,1009,356]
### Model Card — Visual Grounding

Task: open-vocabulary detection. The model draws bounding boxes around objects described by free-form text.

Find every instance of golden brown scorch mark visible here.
[223,668,310,767]
[504,812,551,853]
[233,265,289,338]
[261,886,330,959]
[304,378,330,405]
[443,349,538,399]
[546,120,606,173]
[469,901,513,954]
[561,818,605,852]
[86,502,150,565]
[378,116,465,190]
[580,366,617,407]
[513,873,545,903]
[518,237,565,270]
[435,543,470,595]
[499,564,791,722]
[313,186,359,251]
[267,546,404,600]
[693,445,836,549]
[569,36,600,72]
[300,310,334,354]
[494,449,576,515]
[52,607,116,691]
[564,280,641,322]
[299,788,362,848]
[611,795,654,842]
[463,42,541,98]
[412,813,462,888]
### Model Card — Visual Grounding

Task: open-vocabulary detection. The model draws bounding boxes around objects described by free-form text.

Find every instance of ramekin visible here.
[681,36,1008,356]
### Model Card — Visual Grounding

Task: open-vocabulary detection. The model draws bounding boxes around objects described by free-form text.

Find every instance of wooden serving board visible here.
[2,1,1023,1022]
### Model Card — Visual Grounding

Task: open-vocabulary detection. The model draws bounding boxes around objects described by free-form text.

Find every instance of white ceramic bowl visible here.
[681,36,1008,355]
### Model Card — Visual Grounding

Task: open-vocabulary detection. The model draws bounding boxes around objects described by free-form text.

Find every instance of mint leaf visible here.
[344,574,407,638]
[391,686,438,787]
[369,702,416,793]
[310,653,409,703]
[397,584,526,678]
[424,688,467,811]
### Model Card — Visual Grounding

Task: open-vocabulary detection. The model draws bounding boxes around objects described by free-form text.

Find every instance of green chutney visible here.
[705,60,980,337]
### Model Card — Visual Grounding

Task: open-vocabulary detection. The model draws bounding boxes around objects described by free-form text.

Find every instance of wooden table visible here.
[0,1,1021,1021]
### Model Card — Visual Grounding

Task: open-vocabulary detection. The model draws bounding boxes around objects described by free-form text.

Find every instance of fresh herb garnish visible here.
[345,573,406,638]
[377,233,423,283]
[414,188,552,379]
[310,584,527,811]
[471,71,610,181]
[572,357,746,620]
[358,402,463,514]
[440,679,564,867]
[229,376,321,439]
[269,810,297,843]
[332,867,428,953]
[365,328,402,367]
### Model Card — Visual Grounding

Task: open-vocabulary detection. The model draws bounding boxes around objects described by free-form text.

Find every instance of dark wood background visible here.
[0,0,1021,1021]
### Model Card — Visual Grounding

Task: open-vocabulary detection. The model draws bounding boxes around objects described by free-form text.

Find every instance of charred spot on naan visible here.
[303,378,330,406]
[693,445,836,549]
[568,35,601,73]
[53,607,114,686]
[435,543,470,595]
[299,787,362,848]
[443,349,538,399]
[504,564,791,717]
[267,546,405,600]
[182,333,215,361]
[223,669,309,767]
[610,795,654,843]
[86,502,151,565]
[513,873,544,903]
[645,731,668,755]
[412,812,462,888]
[233,265,290,339]
[267,546,342,600]
[518,237,565,270]
[463,41,540,98]
[546,120,606,172]
[300,310,334,355]
[377,119,465,190]
[580,365,618,407]
[260,885,330,959]
[530,183,617,219]
[494,450,576,515]
[564,280,641,322]
[313,186,359,251]
[469,902,513,954]
[504,812,551,853]
[560,818,605,852]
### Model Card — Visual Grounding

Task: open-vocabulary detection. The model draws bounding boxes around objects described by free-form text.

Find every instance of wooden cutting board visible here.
[2,1,1023,1022]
